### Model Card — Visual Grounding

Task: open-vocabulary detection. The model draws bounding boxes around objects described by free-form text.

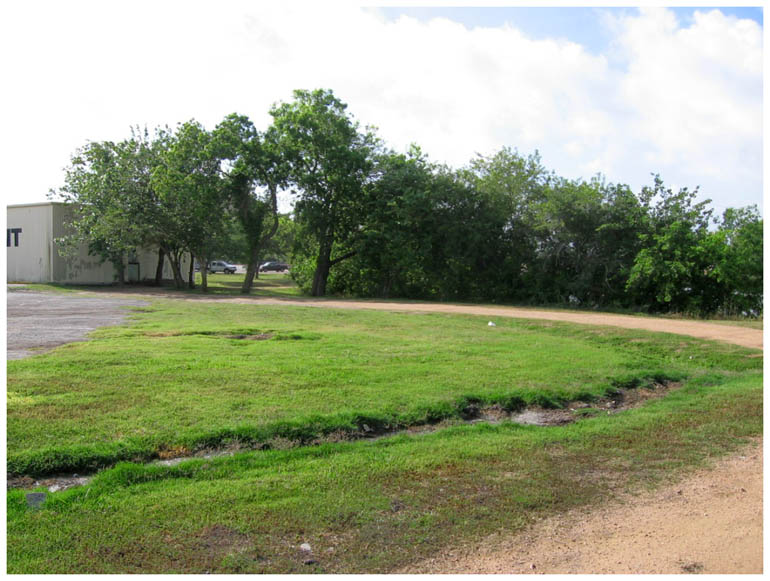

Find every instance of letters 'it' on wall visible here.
[7,228,22,247]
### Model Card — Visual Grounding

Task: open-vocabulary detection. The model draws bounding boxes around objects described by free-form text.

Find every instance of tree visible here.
[522,176,645,307]
[316,146,438,298]
[213,114,288,294]
[714,206,763,315]
[465,148,550,302]
[271,89,377,296]
[261,214,297,262]
[51,127,171,284]
[626,176,715,313]
[152,120,228,292]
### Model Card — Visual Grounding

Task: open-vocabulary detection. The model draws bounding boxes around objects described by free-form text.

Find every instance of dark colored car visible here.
[259,261,289,272]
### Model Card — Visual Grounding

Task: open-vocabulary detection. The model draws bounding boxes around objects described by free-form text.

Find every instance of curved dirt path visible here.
[77,289,764,573]
[100,290,763,350]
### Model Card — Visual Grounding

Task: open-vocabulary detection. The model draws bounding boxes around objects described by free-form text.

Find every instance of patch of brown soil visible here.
[401,439,763,574]
[195,525,251,562]
[228,333,273,340]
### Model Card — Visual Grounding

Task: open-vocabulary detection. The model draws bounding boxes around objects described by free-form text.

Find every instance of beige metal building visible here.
[7,202,188,284]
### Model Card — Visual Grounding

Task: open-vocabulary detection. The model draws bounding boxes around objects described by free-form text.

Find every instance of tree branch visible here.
[329,250,357,267]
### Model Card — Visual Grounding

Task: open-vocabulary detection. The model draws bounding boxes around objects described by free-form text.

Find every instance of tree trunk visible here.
[112,257,126,285]
[241,244,261,294]
[188,254,195,289]
[240,185,280,295]
[199,253,208,292]
[154,247,165,286]
[167,250,185,289]
[311,238,333,297]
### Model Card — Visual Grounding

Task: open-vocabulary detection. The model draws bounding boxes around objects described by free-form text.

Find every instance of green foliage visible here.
[271,89,378,296]
[49,92,761,316]
[51,128,171,282]
[213,114,288,293]
[151,120,229,291]
[716,206,763,315]
[624,177,762,316]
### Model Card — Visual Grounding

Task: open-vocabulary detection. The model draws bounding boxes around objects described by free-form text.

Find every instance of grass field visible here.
[6,293,763,573]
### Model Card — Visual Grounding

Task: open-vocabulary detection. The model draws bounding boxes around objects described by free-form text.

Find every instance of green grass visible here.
[7,371,762,573]
[6,298,763,573]
[6,273,303,299]
[192,272,303,297]
[9,300,758,476]
[7,283,84,294]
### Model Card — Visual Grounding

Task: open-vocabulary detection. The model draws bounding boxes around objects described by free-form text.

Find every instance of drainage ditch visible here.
[8,381,679,494]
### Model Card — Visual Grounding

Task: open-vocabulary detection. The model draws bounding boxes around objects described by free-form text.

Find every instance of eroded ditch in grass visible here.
[7,381,680,494]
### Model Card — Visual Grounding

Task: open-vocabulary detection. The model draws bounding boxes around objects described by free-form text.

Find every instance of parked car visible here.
[259,261,289,272]
[208,260,237,274]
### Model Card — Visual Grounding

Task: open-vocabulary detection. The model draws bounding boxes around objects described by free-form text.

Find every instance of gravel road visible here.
[6,289,148,359]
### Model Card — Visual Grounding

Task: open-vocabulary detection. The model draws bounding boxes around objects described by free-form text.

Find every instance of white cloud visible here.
[1,3,762,215]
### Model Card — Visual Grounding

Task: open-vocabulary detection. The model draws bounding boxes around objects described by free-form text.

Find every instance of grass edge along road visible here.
[6,295,763,573]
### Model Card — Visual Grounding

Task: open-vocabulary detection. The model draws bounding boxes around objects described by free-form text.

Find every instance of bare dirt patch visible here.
[195,524,251,560]
[402,439,763,574]
[228,333,273,340]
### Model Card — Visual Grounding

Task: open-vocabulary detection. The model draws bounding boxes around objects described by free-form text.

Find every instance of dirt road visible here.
[98,289,764,350]
[249,298,764,350]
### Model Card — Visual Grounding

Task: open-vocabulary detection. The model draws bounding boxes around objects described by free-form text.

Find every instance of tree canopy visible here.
[51,89,762,316]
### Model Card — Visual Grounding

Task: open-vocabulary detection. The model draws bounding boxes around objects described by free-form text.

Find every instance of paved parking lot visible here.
[7,289,148,359]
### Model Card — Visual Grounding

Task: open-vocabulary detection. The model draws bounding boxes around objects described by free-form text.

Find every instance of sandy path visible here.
[102,290,764,350]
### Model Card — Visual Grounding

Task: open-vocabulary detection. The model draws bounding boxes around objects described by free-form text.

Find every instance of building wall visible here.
[7,203,53,283]
[8,203,191,284]
[50,203,118,284]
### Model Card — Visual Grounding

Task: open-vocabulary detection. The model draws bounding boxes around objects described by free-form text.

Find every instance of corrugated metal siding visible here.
[7,204,53,283]
[8,202,191,284]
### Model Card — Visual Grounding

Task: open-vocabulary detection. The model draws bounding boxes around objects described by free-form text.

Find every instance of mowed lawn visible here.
[7,297,763,573]
[8,299,753,474]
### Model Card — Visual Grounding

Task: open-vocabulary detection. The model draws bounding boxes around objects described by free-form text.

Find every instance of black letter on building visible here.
[7,228,22,247]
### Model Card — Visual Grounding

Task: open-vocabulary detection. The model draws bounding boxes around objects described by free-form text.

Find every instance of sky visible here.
[1,2,764,217]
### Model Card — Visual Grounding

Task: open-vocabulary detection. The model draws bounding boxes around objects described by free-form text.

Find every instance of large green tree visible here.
[712,205,763,315]
[152,120,228,291]
[625,176,716,313]
[271,89,377,296]
[51,128,172,284]
[213,114,288,294]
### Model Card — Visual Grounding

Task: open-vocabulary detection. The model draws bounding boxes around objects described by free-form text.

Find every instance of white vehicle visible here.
[208,260,237,274]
